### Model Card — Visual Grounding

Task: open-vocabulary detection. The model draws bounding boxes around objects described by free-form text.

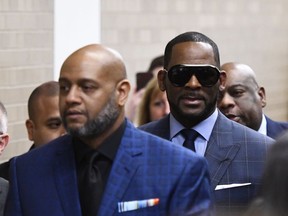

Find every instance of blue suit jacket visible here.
[266,115,288,139]
[5,121,212,216]
[139,112,274,214]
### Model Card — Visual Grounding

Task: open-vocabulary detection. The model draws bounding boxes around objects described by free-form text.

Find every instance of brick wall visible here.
[101,0,288,122]
[0,0,54,160]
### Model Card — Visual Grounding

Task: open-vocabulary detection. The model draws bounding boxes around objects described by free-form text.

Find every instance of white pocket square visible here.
[215,183,252,191]
[118,198,160,213]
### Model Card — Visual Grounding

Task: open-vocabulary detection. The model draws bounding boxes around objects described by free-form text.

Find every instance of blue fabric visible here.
[5,120,213,216]
[265,115,288,139]
[139,112,274,213]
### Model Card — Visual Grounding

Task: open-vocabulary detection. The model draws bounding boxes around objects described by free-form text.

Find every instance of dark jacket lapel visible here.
[98,121,144,216]
[139,115,170,140]
[205,112,241,189]
[54,136,82,216]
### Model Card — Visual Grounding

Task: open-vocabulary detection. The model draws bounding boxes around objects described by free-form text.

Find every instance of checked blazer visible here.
[5,120,213,216]
[139,111,274,214]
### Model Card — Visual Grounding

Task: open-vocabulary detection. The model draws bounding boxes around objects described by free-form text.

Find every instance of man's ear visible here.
[219,70,226,90]
[258,86,266,108]
[25,119,35,141]
[0,134,9,155]
[116,79,131,107]
[157,69,167,91]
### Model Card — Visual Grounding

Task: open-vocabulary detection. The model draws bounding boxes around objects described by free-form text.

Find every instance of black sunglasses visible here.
[166,64,220,87]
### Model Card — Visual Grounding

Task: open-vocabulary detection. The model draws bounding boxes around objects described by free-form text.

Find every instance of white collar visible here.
[257,114,267,135]
[169,109,218,141]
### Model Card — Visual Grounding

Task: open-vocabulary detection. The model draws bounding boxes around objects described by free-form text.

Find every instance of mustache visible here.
[63,109,87,116]
[179,93,204,100]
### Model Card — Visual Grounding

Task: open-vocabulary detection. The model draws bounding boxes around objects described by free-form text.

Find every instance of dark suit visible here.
[0,162,9,182]
[266,115,288,139]
[0,177,8,216]
[139,112,274,214]
[5,121,212,216]
[0,144,35,181]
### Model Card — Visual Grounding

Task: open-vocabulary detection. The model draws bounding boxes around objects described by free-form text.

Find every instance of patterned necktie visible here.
[181,128,199,152]
[80,151,103,216]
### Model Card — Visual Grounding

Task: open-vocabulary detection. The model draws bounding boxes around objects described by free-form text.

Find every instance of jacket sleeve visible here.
[168,156,214,216]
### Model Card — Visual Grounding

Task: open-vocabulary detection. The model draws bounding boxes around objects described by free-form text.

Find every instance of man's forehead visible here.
[169,42,216,67]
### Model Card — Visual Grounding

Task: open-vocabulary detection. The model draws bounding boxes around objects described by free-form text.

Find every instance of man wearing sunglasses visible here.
[139,31,274,215]
[0,102,9,216]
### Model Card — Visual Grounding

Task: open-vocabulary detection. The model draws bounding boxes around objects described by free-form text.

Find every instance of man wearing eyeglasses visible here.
[139,31,274,215]
[0,102,9,216]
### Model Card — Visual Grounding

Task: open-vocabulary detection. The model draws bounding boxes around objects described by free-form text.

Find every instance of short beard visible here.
[65,95,120,139]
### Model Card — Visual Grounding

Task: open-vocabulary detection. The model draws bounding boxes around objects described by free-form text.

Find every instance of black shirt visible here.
[73,121,126,214]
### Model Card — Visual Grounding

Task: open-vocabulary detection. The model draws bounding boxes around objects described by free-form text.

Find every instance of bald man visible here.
[26,81,66,149]
[5,44,213,216]
[0,81,66,181]
[218,62,288,139]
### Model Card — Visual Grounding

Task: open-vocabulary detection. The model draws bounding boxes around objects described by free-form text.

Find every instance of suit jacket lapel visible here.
[150,115,170,139]
[205,113,240,189]
[54,136,82,216]
[98,121,143,216]
[266,115,280,139]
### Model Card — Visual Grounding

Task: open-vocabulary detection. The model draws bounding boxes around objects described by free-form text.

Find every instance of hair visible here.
[28,81,59,121]
[136,78,162,126]
[147,55,164,74]
[0,101,8,133]
[164,31,221,69]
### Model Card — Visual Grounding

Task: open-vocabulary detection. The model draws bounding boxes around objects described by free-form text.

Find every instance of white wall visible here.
[54,0,101,79]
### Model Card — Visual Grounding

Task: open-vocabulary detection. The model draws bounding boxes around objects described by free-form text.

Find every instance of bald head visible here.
[218,62,266,131]
[59,44,131,147]
[28,81,60,121]
[221,62,258,87]
[61,44,127,83]
[26,81,65,147]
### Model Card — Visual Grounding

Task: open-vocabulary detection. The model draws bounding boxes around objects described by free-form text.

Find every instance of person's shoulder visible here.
[14,134,72,162]
[0,177,7,184]
[138,117,166,130]
[0,160,10,180]
[266,115,288,128]
[134,124,205,163]
[0,177,8,190]
[217,113,274,143]
[138,116,170,139]
[234,120,273,141]
[0,160,9,170]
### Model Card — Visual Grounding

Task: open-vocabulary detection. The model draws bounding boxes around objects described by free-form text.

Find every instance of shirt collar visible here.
[169,109,218,141]
[257,114,267,135]
[74,120,126,163]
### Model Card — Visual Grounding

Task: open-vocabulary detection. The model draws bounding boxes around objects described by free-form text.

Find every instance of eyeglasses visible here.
[166,64,220,87]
